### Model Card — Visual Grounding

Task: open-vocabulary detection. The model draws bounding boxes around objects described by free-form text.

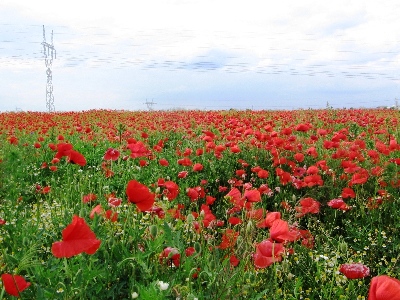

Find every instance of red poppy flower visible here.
[139,159,148,167]
[55,142,73,158]
[253,240,285,268]
[206,195,216,205]
[148,206,165,219]
[8,136,18,145]
[159,247,180,267]
[226,188,242,203]
[1,274,31,297]
[368,275,400,300]
[126,180,155,211]
[201,204,216,227]
[51,157,60,164]
[108,197,122,207]
[370,166,384,176]
[127,141,150,158]
[251,166,262,173]
[163,181,179,201]
[48,143,57,151]
[376,141,390,155]
[0,219,5,225]
[270,219,299,243]
[215,144,226,152]
[276,168,292,185]
[230,255,240,267]
[178,171,188,178]
[247,208,264,220]
[104,148,120,161]
[67,150,87,166]
[187,187,199,201]
[257,169,269,178]
[52,215,101,258]
[219,186,228,192]
[185,247,196,257]
[104,210,118,222]
[367,149,380,159]
[230,145,241,153]
[89,204,103,219]
[342,187,356,198]
[303,174,324,187]
[295,123,311,132]
[298,229,314,249]
[183,147,192,156]
[306,146,318,158]
[159,158,169,166]
[228,216,242,225]
[339,263,370,279]
[349,170,369,186]
[258,184,272,196]
[192,163,203,172]
[327,198,350,211]
[236,169,246,177]
[295,197,321,217]
[244,189,261,202]
[294,153,304,162]
[41,186,51,194]
[293,167,306,178]
[306,165,319,175]
[218,229,239,249]
[257,211,281,228]
[82,193,97,203]
[49,165,58,172]
[177,157,192,166]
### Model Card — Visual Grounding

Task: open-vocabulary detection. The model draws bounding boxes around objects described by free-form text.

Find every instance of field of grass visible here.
[0,109,399,299]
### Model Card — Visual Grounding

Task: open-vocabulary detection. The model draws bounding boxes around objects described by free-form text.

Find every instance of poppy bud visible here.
[149,225,158,238]
[194,242,202,254]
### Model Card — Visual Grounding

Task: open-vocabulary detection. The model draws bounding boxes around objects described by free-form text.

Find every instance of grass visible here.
[0,108,399,299]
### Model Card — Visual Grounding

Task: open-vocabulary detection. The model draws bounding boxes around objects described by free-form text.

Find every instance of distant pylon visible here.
[144,99,156,111]
[42,25,56,112]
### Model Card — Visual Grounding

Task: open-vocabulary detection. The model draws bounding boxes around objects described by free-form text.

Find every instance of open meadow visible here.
[0,109,399,299]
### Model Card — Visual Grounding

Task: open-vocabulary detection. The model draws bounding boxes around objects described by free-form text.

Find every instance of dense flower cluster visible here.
[1,108,399,298]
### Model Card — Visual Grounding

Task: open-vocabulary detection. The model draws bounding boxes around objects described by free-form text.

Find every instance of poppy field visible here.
[0,108,399,299]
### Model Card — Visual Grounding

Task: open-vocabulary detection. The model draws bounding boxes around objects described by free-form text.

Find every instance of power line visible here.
[1,23,399,111]
[1,24,399,83]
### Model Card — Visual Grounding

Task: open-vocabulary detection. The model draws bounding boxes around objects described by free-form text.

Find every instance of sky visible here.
[0,0,399,111]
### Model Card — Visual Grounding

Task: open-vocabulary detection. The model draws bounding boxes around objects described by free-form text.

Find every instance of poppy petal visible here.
[126,180,155,211]
[270,219,298,242]
[368,275,400,300]
[339,263,370,279]
[253,254,280,268]
[51,215,101,258]
[68,150,87,166]
[1,274,31,297]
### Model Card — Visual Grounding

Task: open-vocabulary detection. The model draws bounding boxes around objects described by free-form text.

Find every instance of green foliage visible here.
[0,109,399,299]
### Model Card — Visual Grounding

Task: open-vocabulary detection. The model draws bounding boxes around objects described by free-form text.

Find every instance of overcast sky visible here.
[1,0,399,111]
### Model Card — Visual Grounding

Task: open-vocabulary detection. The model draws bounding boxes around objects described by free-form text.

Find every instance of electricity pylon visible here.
[144,99,156,111]
[42,25,56,112]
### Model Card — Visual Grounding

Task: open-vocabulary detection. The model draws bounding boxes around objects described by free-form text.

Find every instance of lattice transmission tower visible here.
[42,25,56,112]
[144,99,156,111]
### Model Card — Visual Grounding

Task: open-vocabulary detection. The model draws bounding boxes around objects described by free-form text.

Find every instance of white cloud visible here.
[1,0,399,111]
